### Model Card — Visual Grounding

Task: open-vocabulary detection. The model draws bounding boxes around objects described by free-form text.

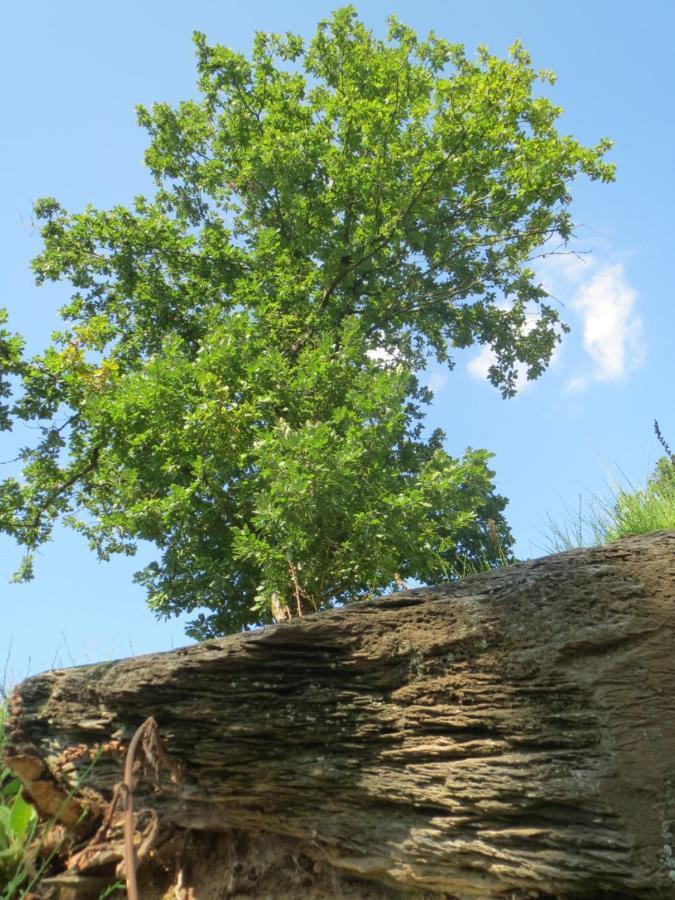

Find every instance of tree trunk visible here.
[5,532,675,898]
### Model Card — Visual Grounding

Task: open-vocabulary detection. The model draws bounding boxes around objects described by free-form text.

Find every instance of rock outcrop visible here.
[5,532,675,898]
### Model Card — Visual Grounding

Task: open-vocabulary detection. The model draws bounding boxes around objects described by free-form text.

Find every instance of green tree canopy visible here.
[0,8,613,636]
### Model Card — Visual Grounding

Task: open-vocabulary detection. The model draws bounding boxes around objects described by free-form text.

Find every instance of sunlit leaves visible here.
[0,8,613,635]
[0,309,25,431]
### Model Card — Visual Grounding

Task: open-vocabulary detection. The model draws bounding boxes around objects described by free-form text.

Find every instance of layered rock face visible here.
[5,532,675,898]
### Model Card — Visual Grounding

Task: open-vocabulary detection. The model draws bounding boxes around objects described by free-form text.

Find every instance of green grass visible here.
[0,695,39,897]
[545,453,675,553]
[1,679,122,898]
[603,474,675,540]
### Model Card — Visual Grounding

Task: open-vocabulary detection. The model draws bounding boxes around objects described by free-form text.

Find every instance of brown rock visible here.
[5,532,675,898]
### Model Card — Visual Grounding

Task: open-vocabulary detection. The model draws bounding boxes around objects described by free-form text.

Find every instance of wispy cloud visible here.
[466,249,644,394]
[424,368,449,395]
[366,346,396,365]
[366,332,402,368]
[466,302,548,393]
[466,345,493,382]
[537,250,592,293]
[569,262,643,385]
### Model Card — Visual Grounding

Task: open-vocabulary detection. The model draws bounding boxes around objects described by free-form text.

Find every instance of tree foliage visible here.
[0,8,613,636]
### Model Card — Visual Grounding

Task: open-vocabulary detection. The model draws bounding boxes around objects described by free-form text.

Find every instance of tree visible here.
[0,8,614,637]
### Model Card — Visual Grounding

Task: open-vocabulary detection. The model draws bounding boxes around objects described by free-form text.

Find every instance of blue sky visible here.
[1,0,673,682]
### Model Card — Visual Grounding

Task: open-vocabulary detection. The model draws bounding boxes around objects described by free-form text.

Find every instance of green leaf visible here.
[8,794,35,842]
[0,9,612,636]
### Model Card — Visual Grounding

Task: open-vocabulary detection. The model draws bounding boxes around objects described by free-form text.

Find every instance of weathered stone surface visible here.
[5,532,675,898]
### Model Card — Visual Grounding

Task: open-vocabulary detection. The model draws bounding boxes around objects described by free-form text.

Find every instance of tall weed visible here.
[545,421,675,552]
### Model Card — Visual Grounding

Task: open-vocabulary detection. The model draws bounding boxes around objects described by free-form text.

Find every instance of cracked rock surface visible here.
[6,532,675,898]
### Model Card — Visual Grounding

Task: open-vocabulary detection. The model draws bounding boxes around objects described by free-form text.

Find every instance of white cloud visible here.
[537,251,594,295]
[366,346,396,365]
[466,303,545,392]
[467,345,496,382]
[467,250,644,395]
[466,347,532,394]
[564,375,590,394]
[466,345,533,393]
[570,263,644,384]
[425,369,449,395]
[366,331,402,368]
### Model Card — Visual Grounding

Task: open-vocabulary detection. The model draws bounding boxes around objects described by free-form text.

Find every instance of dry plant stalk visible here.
[94,717,183,900]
